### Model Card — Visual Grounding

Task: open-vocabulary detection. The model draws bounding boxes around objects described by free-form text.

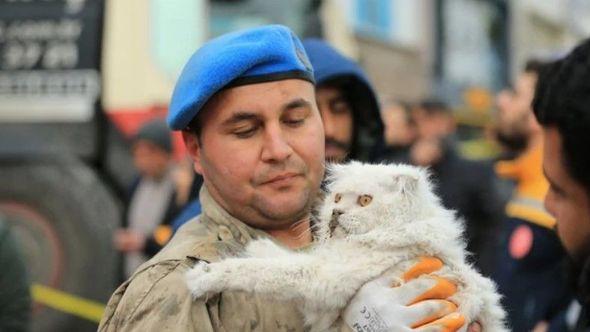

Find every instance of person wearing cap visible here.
[302,39,384,163]
[113,119,181,278]
[99,25,479,331]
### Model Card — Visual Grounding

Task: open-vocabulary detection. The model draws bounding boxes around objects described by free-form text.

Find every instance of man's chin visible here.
[253,193,312,223]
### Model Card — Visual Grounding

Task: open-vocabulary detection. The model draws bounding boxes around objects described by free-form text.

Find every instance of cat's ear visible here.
[391,174,418,196]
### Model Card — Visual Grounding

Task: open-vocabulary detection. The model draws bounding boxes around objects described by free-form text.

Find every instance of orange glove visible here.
[343,257,467,332]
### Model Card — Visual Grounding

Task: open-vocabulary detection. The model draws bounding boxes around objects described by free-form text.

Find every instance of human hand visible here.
[113,229,146,252]
[343,257,477,332]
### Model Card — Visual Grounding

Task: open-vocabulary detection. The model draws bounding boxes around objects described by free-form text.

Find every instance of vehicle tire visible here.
[0,157,121,332]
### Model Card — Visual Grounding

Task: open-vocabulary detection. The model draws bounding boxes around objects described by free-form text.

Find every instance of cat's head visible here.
[315,162,439,241]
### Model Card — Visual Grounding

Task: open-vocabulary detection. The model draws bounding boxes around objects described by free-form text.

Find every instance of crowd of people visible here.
[99,26,590,331]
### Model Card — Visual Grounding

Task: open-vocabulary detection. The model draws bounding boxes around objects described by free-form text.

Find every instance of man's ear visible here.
[182,130,204,175]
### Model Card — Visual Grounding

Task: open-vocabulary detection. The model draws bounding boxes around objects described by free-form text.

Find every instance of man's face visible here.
[382,104,415,147]
[315,85,353,162]
[132,140,171,179]
[184,79,325,231]
[495,73,540,150]
[543,126,590,261]
[412,108,454,141]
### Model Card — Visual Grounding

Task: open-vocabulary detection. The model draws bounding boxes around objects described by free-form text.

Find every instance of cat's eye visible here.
[358,194,372,207]
[334,193,342,203]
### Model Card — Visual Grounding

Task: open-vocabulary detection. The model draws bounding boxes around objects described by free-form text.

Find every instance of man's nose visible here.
[261,126,293,162]
[319,108,334,136]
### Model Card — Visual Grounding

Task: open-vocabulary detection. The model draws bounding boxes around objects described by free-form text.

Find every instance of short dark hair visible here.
[186,111,203,141]
[419,98,451,115]
[524,58,551,77]
[532,39,590,194]
[134,119,172,153]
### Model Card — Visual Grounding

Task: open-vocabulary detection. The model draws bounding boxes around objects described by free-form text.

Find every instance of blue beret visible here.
[167,25,314,130]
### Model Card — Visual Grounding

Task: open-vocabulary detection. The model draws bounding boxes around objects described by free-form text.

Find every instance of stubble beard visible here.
[250,183,316,230]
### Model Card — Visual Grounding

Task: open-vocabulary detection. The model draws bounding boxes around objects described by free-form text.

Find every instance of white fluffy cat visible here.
[186,162,507,331]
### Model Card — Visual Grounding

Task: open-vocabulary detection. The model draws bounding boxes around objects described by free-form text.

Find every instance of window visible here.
[354,0,392,40]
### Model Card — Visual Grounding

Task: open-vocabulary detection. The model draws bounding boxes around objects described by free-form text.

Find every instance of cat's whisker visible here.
[289,218,310,230]
[294,225,321,240]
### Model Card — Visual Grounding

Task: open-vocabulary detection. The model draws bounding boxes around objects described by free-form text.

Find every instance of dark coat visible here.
[492,216,572,331]
[429,146,504,274]
[125,175,182,257]
[571,256,590,331]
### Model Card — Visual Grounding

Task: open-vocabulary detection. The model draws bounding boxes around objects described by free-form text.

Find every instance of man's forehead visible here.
[202,81,314,120]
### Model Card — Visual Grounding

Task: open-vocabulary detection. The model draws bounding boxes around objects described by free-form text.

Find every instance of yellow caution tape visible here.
[31,284,105,323]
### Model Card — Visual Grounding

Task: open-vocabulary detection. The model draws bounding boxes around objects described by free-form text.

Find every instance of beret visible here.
[167,24,314,130]
[134,119,172,153]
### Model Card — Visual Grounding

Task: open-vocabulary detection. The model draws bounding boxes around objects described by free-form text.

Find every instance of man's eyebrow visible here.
[221,112,259,126]
[283,98,312,111]
[328,95,348,106]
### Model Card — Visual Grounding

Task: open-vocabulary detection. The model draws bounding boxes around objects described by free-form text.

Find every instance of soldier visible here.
[99,25,479,331]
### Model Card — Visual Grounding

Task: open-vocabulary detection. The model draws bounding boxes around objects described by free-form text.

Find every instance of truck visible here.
[0,1,133,330]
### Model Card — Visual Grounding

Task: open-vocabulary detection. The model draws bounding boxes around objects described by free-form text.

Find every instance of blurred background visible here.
[1,0,589,331]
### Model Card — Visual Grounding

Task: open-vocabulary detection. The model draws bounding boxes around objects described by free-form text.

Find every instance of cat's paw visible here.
[185,261,226,299]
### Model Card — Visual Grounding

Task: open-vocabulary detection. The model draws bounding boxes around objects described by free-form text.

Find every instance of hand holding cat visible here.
[343,256,470,332]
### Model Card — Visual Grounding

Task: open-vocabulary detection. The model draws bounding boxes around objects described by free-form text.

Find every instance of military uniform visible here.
[99,188,310,331]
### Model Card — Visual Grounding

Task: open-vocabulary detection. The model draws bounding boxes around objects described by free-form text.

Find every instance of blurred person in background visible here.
[494,88,528,160]
[114,119,184,278]
[491,59,572,331]
[302,38,384,163]
[409,99,503,275]
[531,38,590,331]
[0,216,31,332]
[378,100,416,164]
[169,165,203,233]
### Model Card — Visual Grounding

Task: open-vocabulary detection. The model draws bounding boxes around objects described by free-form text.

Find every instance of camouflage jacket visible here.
[99,188,309,331]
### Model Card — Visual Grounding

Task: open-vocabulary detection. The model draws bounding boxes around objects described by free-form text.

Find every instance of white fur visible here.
[186,162,507,331]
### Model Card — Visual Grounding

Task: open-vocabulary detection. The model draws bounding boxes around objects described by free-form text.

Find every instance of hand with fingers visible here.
[343,257,482,332]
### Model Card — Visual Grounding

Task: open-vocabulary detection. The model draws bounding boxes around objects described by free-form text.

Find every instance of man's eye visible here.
[284,118,305,126]
[234,127,257,138]
[332,102,351,114]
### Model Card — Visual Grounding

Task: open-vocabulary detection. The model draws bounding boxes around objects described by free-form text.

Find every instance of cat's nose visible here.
[332,209,344,217]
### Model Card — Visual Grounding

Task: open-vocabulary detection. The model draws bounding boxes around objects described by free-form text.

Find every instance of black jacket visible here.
[572,257,590,331]
[429,146,504,273]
